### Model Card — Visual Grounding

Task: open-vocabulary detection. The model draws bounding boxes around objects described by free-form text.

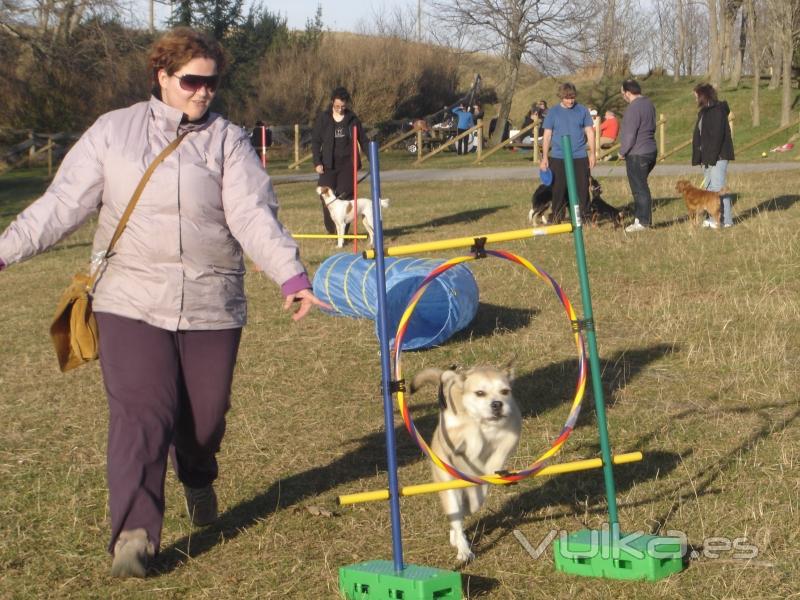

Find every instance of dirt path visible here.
[272,161,800,185]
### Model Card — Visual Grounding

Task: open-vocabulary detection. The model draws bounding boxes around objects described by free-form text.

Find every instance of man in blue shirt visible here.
[539,82,596,223]
[452,103,475,155]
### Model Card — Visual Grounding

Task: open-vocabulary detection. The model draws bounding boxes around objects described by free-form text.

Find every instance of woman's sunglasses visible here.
[174,73,220,93]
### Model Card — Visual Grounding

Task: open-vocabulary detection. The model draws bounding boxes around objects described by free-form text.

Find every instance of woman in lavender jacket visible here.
[0,27,329,578]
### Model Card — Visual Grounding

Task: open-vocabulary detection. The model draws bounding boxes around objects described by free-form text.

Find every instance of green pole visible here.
[561,135,620,528]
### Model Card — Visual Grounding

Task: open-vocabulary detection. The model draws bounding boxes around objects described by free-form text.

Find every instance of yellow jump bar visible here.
[292,233,368,240]
[338,452,642,506]
[362,223,573,259]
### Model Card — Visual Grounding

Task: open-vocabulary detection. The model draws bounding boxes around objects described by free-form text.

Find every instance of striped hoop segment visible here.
[393,249,588,485]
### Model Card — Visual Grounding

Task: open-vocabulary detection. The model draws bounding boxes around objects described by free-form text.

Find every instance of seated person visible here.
[489,116,511,142]
[521,100,548,144]
[599,110,619,148]
[535,100,548,137]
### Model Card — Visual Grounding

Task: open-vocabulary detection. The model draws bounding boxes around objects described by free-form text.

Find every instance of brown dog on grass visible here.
[675,180,725,227]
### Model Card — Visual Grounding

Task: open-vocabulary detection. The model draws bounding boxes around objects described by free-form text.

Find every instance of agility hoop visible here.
[393,249,588,486]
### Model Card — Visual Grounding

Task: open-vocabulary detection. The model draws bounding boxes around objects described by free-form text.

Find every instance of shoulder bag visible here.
[50,132,188,372]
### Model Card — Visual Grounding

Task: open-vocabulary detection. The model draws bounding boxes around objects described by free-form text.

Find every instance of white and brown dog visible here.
[316,185,389,248]
[410,366,522,563]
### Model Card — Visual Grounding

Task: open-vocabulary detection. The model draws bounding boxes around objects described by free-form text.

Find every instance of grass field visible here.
[1,166,799,598]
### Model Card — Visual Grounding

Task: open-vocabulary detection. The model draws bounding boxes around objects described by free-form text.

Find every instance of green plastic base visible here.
[339,560,462,600]
[553,529,684,581]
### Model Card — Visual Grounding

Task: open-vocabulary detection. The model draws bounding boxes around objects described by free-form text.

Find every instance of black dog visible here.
[587,178,625,227]
[528,177,623,227]
[527,183,554,224]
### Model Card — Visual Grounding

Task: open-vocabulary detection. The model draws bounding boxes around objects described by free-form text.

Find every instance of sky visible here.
[149,0,417,33]
[149,0,416,32]
[265,0,414,31]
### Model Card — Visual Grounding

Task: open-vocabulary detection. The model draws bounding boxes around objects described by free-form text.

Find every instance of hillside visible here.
[456,52,542,96]
[326,31,543,107]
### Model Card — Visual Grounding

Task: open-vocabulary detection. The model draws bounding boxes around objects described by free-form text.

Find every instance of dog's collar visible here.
[322,193,351,208]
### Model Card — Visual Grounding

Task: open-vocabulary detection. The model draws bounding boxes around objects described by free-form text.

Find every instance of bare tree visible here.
[767,34,781,88]
[777,0,799,126]
[728,2,746,86]
[706,0,723,86]
[430,0,594,145]
[674,0,686,80]
[356,2,420,41]
[605,0,652,74]
[2,0,122,49]
[686,2,710,74]
[719,0,741,80]
[747,0,760,125]
[764,0,799,124]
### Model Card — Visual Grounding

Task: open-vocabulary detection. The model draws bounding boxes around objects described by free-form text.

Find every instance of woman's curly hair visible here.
[148,27,227,89]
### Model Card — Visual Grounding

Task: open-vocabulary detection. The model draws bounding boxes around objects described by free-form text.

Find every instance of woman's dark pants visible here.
[96,312,241,553]
[318,158,355,234]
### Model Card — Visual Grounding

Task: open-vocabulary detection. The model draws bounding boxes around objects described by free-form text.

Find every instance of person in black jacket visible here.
[691,83,735,228]
[311,87,370,234]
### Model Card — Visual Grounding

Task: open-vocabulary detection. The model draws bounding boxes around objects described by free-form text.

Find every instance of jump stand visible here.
[338,139,682,599]
[339,561,461,600]
[553,527,683,581]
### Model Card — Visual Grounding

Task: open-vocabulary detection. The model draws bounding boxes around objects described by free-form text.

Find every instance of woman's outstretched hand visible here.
[283,288,332,322]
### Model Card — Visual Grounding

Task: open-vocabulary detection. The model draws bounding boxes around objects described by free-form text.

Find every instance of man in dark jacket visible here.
[619,79,658,232]
[311,87,371,234]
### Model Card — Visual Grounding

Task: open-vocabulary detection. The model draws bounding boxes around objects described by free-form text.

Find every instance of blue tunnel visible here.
[312,253,479,350]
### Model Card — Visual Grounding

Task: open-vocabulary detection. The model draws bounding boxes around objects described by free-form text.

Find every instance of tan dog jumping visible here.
[410,365,522,563]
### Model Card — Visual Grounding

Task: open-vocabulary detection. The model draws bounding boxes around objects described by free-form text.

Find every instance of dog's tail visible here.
[718,187,729,197]
[410,368,443,394]
[380,198,390,208]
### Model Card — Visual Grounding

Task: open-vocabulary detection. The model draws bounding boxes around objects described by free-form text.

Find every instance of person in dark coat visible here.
[691,83,735,228]
[489,116,511,142]
[311,87,370,233]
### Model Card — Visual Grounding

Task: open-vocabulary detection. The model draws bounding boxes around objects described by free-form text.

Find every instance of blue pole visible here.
[368,141,405,572]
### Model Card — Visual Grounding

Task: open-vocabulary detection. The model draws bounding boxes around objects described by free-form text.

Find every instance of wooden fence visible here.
[0,131,77,176]
[280,112,726,169]
[9,110,800,179]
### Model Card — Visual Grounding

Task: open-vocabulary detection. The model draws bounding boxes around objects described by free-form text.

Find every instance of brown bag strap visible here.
[105,132,189,256]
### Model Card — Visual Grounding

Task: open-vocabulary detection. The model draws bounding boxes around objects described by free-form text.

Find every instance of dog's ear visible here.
[502,357,516,382]
[436,382,447,410]
[440,369,464,413]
